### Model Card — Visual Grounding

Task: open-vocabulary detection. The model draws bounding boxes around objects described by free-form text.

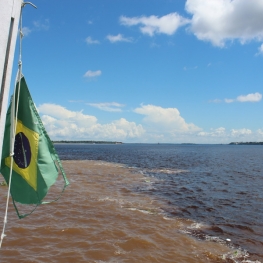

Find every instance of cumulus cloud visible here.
[38,103,145,141]
[87,102,125,112]
[120,13,190,36]
[106,34,133,43]
[112,118,145,138]
[256,129,263,136]
[38,104,97,126]
[37,103,263,143]
[85,36,100,44]
[118,1,263,47]
[134,104,201,132]
[84,70,102,78]
[198,127,226,137]
[237,92,262,102]
[224,92,262,103]
[185,0,263,47]
[231,128,252,136]
[197,127,259,143]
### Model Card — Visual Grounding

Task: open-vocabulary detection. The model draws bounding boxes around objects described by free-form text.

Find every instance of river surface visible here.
[0,143,262,262]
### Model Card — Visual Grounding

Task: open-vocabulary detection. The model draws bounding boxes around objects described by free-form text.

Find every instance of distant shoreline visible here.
[52,141,263,145]
[229,142,263,145]
[53,140,123,144]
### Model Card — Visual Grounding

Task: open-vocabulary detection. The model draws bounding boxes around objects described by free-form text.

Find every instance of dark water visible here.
[55,143,263,261]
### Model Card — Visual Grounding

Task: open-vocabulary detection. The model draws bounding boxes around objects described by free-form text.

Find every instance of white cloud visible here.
[225,98,235,103]
[118,1,263,48]
[256,129,263,137]
[231,128,252,136]
[198,127,226,137]
[134,104,201,132]
[185,0,263,47]
[237,92,262,102]
[37,103,263,143]
[120,13,190,36]
[87,102,125,112]
[38,103,145,141]
[85,36,100,44]
[112,118,145,138]
[106,34,133,43]
[84,70,102,78]
[38,104,97,126]
[197,127,259,143]
[224,92,262,103]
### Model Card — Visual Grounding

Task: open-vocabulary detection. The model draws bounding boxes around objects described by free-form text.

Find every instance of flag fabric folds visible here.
[0,76,69,218]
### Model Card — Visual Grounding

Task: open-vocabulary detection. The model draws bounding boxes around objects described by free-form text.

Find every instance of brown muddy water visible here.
[0,160,257,263]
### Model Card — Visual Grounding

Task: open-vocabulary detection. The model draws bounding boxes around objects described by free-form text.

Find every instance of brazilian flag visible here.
[0,76,69,218]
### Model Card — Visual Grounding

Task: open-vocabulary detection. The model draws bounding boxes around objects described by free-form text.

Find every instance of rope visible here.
[0,3,24,248]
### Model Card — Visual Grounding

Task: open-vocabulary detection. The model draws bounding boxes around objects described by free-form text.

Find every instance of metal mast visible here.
[0,0,22,161]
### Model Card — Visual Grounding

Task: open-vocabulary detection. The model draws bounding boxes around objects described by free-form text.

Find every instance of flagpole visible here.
[0,0,22,163]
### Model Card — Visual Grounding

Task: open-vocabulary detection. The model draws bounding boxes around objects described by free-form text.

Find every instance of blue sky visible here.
[11,0,263,143]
